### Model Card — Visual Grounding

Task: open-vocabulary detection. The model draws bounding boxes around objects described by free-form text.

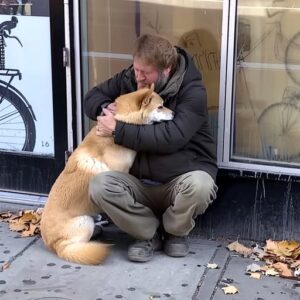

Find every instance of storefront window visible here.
[232,0,300,167]
[80,0,223,141]
[0,0,55,156]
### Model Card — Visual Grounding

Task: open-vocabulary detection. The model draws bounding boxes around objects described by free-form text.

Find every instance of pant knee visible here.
[176,171,217,215]
[89,172,118,206]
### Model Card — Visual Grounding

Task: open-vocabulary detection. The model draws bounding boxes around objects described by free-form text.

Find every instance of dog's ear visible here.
[140,86,155,107]
[141,95,152,107]
[150,83,155,92]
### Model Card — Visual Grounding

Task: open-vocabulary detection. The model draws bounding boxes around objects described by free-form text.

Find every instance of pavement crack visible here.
[192,246,231,300]
[0,235,40,272]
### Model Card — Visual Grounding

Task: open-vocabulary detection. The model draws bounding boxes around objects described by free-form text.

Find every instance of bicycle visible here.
[0,16,36,152]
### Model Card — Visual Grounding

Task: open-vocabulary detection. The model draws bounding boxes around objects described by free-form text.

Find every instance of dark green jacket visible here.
[84,47,218,182]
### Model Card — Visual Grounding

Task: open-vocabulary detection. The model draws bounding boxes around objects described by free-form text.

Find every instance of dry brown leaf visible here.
[272,262,293,278]
[21,223,39,237]
[1,261,11,271]
[290,260,300,269]
[9,222,28,232]
[19,212,37,223]
[222,285,239,294]
[227,241,253,257]
[1,209,43,237]
[0,212,13,219]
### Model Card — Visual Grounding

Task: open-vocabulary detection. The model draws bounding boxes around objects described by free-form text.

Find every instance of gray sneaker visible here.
[128,233,162,262]
[163,234,189,257]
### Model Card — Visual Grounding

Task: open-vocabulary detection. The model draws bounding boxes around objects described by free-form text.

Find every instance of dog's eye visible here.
[157,105,163,110]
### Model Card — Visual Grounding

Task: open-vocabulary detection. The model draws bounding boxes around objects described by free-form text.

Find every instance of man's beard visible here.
[155,72,169,93]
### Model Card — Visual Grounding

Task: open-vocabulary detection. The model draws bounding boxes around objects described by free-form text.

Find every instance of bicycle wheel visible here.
[258,102,300,161]
[285,32,300,86]
[0,85,36,152]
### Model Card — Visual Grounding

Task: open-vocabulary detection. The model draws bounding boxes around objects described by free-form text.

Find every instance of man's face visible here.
[133,57,170,89]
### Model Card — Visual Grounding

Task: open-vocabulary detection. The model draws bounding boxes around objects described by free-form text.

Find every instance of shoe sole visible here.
[164,246,189,257]
[128,254,153,262]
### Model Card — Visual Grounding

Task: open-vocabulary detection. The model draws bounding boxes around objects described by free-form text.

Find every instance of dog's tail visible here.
[56,241,109,265]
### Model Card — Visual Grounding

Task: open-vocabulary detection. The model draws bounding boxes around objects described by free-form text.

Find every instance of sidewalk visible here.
[0,221,299,300]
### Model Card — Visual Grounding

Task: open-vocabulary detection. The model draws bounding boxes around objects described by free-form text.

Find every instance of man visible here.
[84,34,218,262]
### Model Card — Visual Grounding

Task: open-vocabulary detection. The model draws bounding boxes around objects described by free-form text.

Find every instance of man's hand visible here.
[96,108,116,137]
[106,102,117,114]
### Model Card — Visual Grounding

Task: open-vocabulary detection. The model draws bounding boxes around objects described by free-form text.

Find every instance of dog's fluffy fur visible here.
[40,85,173,265]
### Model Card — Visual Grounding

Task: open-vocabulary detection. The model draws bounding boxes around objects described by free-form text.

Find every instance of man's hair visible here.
[133,34,178,72]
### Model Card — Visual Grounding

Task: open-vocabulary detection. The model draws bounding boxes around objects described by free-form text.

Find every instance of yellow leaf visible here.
[19,212,37,224]
[222,285,239,294]
[250,272,261,279]
[265,268,279,276]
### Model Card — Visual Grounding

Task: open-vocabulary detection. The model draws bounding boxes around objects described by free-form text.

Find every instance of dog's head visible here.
[115,84,174,125]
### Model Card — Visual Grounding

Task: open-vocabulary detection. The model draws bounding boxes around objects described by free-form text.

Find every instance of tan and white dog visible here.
[40,84,174,265]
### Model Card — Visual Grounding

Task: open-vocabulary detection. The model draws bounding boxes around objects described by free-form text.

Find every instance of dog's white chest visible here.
[108,148,136,172]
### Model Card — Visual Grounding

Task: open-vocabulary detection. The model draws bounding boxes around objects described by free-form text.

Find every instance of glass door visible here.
[0,0,69,194]
[79,0,224,141]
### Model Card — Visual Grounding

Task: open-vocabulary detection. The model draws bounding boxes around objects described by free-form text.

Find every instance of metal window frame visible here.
[217,0,300,177]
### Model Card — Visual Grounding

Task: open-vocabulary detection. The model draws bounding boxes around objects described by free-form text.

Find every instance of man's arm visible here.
[84,70,127,120]
[114,82,208,154]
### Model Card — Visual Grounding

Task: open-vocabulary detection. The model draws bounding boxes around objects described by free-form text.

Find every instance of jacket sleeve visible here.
[114,79,208,154]
[84,70,127,120]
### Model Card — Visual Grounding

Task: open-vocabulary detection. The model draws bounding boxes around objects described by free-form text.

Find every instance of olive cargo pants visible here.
[89,170,217,240]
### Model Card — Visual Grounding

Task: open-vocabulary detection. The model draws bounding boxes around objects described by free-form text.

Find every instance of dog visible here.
[40,84,174,265]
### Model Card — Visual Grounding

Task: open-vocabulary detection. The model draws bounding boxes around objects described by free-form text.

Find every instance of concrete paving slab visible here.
[0,223,223,300]
[193,246,231,299]
[1,222,300,300]
[212,255,300,300]
[0,222,37,268]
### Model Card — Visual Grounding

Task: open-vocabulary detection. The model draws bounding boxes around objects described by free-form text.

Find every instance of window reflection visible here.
[233,0,300,164]
[80,0,223,140]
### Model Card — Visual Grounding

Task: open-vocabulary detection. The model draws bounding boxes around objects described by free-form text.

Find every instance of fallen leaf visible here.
[0,208,43,237]
[207,263,219,269]
[290,260,300,269]
[222,285,238,294]
[273,262,293,277]
[250,272,261,279]
[227,241,253,257]
[265,268,279,276]
[1,261,11,271]
[265,239,278,252]
[246,263,261,273]
[9,222,28,232]
[252,244,267,259]
[21,223,39,237]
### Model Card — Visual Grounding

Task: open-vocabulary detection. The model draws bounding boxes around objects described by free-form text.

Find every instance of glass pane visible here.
[233,0,300,165]
[80,0,223,141]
